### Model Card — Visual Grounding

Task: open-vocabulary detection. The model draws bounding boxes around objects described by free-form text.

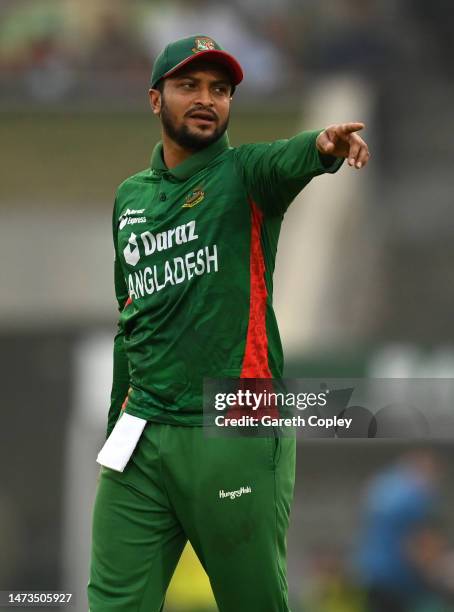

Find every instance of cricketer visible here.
[88,34,370,612]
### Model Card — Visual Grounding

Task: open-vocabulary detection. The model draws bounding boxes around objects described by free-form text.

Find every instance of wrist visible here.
[318,150,338,168]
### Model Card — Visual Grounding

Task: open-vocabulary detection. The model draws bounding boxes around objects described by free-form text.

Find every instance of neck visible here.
[161,131,194,169]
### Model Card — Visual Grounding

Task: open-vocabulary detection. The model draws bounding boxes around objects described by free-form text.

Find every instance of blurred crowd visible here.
[2,0,452,107]
[299,450,454,612]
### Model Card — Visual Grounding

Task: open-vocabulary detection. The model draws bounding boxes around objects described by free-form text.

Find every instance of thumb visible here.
[324,141,335,153]
[317,131,336,154]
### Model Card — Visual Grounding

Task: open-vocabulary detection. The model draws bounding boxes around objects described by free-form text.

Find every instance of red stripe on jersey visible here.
[121,386,132,411]
[123,296,132,309]
[240,199,272,378]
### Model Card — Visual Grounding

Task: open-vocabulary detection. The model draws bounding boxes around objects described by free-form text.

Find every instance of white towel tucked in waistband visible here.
[97,412,147,472]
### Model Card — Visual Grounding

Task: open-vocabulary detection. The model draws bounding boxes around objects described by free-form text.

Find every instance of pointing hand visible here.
[316,122,371,169]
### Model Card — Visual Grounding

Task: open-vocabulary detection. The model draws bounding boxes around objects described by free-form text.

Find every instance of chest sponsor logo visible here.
[119,208,146,230]
[122,220,199,267]
[123,232,140,266]
[122,219,219,300]
[182,189,205,209]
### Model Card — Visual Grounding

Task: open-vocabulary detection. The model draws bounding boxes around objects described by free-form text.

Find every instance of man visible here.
[88,35,370,612]
[354,450,444,612]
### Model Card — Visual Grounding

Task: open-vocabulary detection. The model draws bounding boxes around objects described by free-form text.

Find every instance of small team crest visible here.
[182,188,205,208]
[192,37,216,53]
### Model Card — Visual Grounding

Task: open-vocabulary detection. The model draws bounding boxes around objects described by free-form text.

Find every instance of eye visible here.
[213,85,229,96]
[181,82,195,90]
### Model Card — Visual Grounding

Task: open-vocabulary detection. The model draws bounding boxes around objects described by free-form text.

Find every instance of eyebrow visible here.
[174,75,231,86]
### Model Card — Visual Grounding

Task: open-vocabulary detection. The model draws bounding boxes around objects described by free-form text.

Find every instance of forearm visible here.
[275,129,343,179]
[106,327,130,438]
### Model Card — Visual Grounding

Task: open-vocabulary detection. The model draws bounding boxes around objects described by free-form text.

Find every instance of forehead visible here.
[166,60,231,83]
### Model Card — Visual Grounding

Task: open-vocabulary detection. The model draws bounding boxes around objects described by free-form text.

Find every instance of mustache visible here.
[185,106,218,120]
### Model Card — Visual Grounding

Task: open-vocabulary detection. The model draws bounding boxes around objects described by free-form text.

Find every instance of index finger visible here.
[340,122,365,134]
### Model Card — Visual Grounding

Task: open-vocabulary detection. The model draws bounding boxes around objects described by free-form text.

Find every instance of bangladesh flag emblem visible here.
[183,188,205,208]
[192,37,216,53]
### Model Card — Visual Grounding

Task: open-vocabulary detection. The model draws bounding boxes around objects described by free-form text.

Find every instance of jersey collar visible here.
[150,132,230,180]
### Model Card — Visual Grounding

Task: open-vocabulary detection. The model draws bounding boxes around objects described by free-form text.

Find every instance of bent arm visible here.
[106,203,130,438]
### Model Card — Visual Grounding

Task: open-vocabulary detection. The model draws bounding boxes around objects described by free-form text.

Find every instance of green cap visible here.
[150,35,243,92]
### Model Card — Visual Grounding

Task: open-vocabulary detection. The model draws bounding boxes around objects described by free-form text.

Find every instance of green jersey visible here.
[108,130,343,434]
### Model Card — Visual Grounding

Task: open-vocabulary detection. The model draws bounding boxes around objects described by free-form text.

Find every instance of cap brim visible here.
[161,50,243,86]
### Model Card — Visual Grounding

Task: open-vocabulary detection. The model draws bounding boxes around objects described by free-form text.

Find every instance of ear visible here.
[148,88,162,115]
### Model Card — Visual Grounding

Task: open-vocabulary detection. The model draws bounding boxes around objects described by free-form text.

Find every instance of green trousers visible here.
[88,423,296,611]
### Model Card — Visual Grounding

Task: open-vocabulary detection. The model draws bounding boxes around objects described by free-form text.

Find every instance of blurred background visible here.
[1,0,454,610]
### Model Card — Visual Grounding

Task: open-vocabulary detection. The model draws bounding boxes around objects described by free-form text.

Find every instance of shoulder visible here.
[116,168,152,196]
[232,141,275,156]
[231,140,287,168]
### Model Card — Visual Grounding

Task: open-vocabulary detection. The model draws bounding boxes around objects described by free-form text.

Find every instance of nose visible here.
[194,85,214,107]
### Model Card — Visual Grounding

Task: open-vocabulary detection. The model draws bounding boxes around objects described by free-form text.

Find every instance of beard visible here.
[160,97,229,152]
